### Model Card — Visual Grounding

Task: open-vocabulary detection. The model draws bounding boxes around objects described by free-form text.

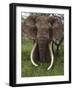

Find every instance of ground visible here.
[21,37,64,77]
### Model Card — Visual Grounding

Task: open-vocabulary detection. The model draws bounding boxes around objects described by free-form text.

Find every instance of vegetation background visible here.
[21,13,64,77]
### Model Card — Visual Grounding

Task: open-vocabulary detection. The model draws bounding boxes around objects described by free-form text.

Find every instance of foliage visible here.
[21,13,64,23]
[21,38,64,77]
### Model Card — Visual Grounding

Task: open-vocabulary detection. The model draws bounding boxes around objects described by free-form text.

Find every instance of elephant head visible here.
[22,15,64,70]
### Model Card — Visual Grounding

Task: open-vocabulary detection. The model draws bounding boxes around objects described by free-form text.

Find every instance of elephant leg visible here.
[56,36,64,55]
[46,47,51,63]
[52,42,59,56]
[56,44,60,55]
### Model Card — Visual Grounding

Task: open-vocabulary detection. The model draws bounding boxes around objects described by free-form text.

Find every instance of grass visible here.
[21,37,64,77]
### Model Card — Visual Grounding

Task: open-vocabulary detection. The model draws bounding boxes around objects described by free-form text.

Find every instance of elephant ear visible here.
[22,15,37,40]
[48,16,64,42]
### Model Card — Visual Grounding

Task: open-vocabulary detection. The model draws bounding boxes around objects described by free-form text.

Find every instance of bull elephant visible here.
[22,15,64,70]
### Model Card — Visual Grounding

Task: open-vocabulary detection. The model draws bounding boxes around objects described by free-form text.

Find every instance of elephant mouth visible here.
[30,41,54,70]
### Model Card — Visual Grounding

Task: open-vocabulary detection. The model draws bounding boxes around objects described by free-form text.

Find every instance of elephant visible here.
[22,15,64,70]
[48,15,64,55]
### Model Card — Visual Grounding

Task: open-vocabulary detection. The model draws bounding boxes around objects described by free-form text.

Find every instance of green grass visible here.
[21,38,64,77]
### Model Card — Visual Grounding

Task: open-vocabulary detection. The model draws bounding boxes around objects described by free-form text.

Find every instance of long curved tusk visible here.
[47,42,54,70]
[30,43,38,66]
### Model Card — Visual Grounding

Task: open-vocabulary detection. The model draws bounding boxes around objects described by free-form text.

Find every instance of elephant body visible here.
[22,15,64,70]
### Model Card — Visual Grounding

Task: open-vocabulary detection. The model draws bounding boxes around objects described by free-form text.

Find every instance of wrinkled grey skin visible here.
[48,16,64,54]
[22,15,64,63]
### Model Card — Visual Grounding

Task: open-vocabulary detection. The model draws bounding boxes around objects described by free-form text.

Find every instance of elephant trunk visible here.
[38,39,50,63]
[30,39,54,70]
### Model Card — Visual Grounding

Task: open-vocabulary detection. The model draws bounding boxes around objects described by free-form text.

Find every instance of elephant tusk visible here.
[30,43,38,66]
[47,42,54,70]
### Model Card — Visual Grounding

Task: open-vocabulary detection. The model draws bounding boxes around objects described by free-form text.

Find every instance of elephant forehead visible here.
[36,23,49,29]
[36,16,48,22]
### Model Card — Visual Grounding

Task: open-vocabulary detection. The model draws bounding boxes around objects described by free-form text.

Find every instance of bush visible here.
[21,38,64,77]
